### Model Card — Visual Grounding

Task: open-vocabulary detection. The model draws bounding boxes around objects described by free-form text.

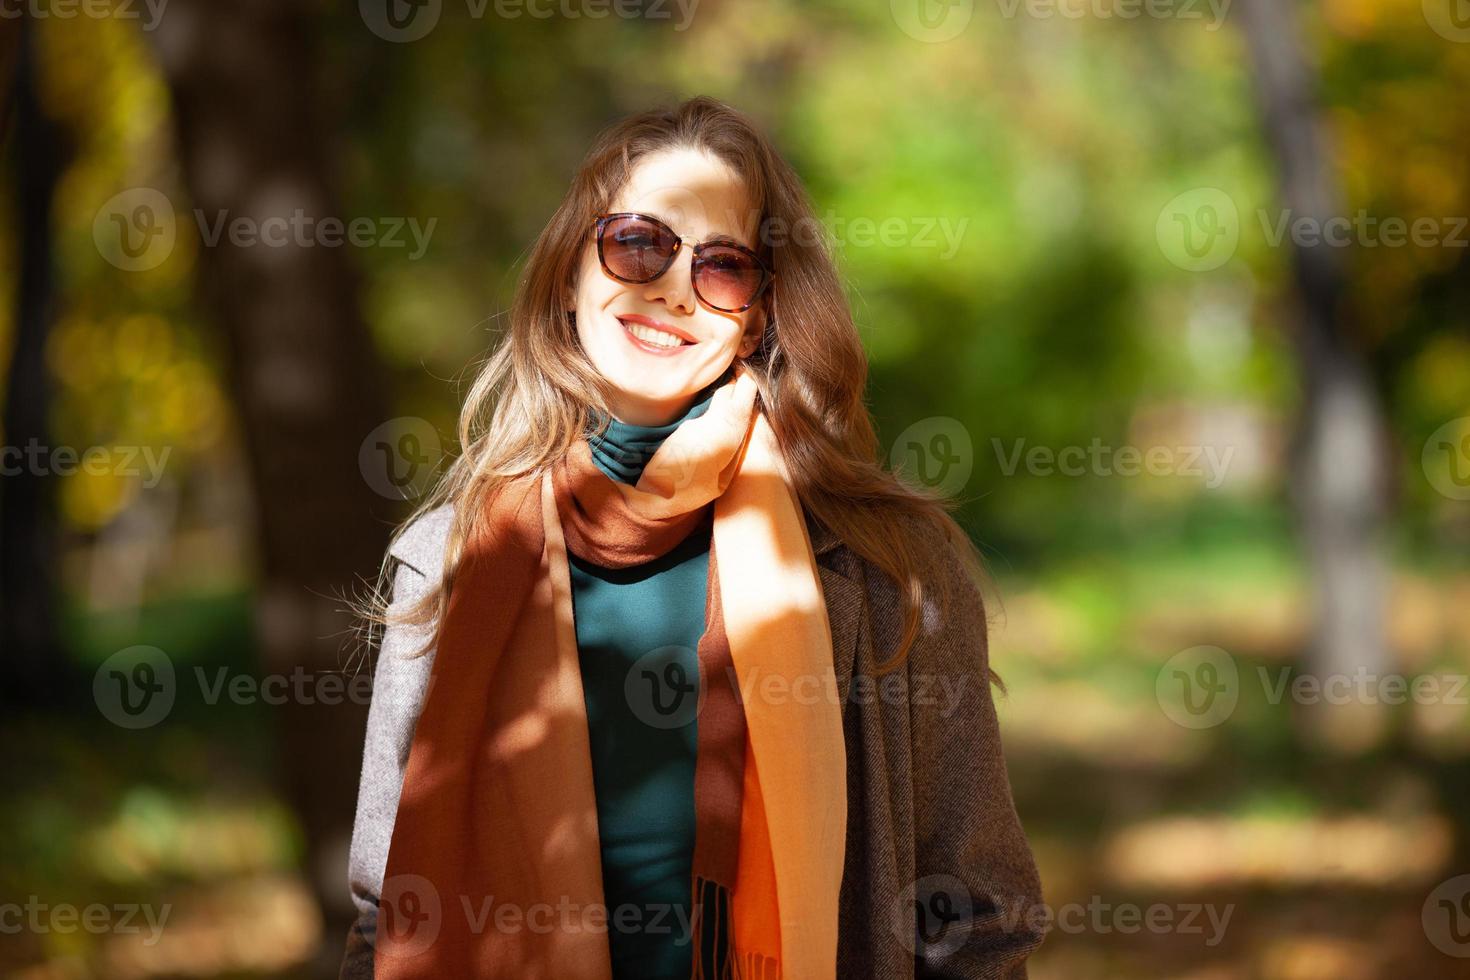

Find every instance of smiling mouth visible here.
[618,316,694,351]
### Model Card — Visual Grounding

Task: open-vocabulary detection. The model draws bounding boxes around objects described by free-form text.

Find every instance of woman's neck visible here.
[588,369,729,485]
[608,396,695,427]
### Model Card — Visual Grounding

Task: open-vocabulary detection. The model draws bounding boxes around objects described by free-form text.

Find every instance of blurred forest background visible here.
[2,0,1469,977]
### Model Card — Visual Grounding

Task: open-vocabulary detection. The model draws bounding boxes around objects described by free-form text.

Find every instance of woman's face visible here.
[571,147,767,426]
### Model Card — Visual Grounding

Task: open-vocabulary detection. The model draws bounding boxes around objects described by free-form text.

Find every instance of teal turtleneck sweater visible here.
[571,374,726,980]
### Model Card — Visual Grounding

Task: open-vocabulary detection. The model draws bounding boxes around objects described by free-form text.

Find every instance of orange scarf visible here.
[375,363,846,978]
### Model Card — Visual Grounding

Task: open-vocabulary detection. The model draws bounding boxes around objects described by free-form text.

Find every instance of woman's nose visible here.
[644,249,697,315]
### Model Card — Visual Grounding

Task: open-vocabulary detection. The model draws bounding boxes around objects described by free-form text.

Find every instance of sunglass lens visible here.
[694,245,766,311]
[600,215,678,282]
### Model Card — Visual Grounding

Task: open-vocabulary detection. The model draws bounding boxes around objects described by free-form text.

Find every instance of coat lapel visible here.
[808,516,864,700]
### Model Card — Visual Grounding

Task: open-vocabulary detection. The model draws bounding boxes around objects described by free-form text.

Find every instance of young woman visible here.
[340,96,1043,980]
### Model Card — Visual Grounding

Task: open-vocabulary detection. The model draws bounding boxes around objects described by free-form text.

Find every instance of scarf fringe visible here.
[689,874,781,980]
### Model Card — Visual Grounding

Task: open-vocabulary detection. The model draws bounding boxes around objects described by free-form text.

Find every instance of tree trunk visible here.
[2,19,73,710]
[146,3,394,967]
[1237,0,1393,751]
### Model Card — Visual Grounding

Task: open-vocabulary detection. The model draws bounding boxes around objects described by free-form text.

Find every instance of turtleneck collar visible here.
[587,366,734,486]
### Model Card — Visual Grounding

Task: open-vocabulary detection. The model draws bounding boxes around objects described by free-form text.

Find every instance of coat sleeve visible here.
[339,508,451,980]
[906,531,1045,979]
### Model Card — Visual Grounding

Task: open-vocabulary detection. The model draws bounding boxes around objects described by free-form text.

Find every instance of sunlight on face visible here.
[571,147,766,426]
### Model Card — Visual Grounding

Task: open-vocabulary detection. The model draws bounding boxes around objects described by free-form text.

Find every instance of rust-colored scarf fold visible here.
[374,363,847,979]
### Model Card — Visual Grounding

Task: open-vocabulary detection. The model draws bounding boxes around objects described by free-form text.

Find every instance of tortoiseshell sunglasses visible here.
[593,212,774,314]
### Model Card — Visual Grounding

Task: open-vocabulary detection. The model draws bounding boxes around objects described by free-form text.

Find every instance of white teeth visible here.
[625,321,687,349]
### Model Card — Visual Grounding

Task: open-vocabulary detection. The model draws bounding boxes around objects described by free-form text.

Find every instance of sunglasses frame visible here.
[593,211,775,314]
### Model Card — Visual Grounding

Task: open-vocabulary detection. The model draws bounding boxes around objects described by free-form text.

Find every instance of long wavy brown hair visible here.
[361,95,991,678]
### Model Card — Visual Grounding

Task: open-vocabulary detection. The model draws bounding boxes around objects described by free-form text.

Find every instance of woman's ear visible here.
[740,301,769,358]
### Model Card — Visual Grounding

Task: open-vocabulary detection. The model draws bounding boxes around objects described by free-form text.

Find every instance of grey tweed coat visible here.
[340,503,1045,979]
